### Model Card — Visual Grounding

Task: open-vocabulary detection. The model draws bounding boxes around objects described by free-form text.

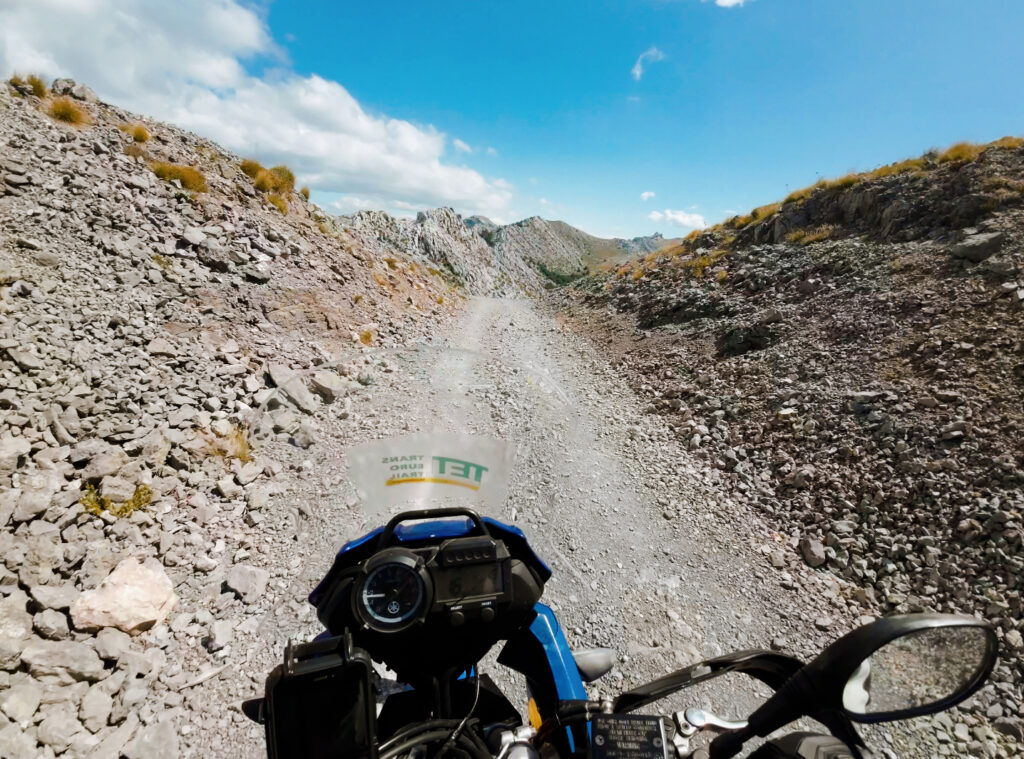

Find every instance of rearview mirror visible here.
[840,623,995,721]
[715,615,998,759]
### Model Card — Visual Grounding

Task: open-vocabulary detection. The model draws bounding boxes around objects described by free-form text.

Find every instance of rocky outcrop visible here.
[338,208,540,295]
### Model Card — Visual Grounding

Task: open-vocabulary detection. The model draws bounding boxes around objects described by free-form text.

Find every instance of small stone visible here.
[94,627,131,660]
[1005,629,1023,649]
[226,564,269,604]
[37,709,83,752]
[310,370,349,402]
[34,609,70,639]
[814,616,832,631]
[992,717,1023,741]
[267,364,318,414]
[799,536,827,568]
[0,434,32,473]
[0,681,43,722]
[204,619,234,652]
[216,475,243,499]
[80,686,114,733]
[124,719,179,759]
[70,557,176,634]
[99,475,136,502]
[12,469,63,522]
[0,724,36,758]
[182,227,207,246]
[146,337,176,356]
[0,591,33,639]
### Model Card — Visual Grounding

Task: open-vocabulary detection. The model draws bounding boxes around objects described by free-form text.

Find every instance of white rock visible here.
[70,557,176,635]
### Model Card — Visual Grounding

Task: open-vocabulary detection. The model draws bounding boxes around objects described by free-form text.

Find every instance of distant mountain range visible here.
[466,215,679,280]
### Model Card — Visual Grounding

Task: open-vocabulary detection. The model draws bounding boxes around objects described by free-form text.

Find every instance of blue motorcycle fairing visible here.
[309,515,551,608]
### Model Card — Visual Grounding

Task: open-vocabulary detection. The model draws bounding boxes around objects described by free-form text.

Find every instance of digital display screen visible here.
[435,563,504,602]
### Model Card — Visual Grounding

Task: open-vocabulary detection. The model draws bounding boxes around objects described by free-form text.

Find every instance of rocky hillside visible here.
[467,215,677,281]
[0,78,471,758]
[335,208,540,296]
[564,138,1024,733]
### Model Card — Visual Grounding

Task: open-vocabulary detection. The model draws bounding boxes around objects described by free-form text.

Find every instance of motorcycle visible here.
[242,435,998,759]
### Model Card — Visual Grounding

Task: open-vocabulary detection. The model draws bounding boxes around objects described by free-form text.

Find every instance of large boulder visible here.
[50,78,99,103]
[20,639,105,684]
[950,231,1005,263]
[70,557,176,634]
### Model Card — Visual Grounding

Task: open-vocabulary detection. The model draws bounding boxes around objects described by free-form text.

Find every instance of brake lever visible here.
[681,709,747,734]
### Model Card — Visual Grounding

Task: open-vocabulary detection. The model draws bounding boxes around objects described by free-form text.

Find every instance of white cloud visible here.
[631,46,665,81]
[0,0,513,219]
[648,209,707,229]
[640,191,655,202]
[452,138,473,153]
[486,146,498,156]
[711,0,748,6]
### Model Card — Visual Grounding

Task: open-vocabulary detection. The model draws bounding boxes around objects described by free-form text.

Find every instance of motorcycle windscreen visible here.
[347,433,512,521]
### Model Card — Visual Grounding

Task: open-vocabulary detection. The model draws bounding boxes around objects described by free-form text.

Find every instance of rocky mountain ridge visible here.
[466,214,677,281]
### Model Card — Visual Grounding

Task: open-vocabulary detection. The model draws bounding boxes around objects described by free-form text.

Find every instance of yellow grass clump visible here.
[990,136,1024,151]
[786,225,835,245]
[300,186,310,200]
[241,158,263,179]
[267,194,288,214]
[937,142,985,164]
[47,97,89,125]
[26,75,47,98]
[151,162,208,192]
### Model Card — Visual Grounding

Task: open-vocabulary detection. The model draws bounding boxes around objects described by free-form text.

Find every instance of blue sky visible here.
[3,0,1023,238]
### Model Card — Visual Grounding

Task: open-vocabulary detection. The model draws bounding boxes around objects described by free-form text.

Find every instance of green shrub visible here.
[81,483,152,518]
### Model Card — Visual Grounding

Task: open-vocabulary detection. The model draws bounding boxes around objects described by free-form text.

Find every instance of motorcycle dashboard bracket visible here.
[590,714,667,759]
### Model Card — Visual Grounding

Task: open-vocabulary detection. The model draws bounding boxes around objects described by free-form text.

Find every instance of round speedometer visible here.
[358,557,428,631]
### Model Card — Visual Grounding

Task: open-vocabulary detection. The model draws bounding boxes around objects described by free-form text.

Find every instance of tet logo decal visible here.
[383,455,489,491]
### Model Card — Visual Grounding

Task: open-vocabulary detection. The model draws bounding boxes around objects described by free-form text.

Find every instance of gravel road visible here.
[217,297,937,758]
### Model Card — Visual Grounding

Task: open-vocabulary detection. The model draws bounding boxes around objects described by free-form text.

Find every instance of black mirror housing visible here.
[713,614,998,759]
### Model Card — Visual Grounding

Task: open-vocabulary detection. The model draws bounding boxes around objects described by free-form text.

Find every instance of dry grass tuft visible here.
[47,96,89,125]
[119,123,150,142]
[82,483,153,518]
[359,329,375,346]
[151,162,208,192]
[300,186,310,200]
[869,158,928,179]
[937,142,984,164]
[26,75,47,98]
[203,424,253,463]
[786,224,836,245]
[268,165,295,192]
[124,143,146,159]
[8,74,24,88]
[990,136,1024,151]
[267,194,288,214]
[241,158,263,179]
